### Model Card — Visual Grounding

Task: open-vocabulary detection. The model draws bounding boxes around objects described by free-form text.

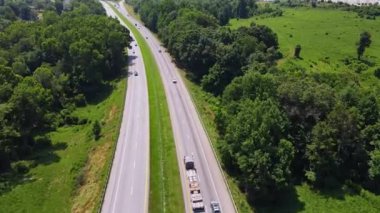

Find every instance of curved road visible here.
[100,2,150,213]
[116,2,237,213]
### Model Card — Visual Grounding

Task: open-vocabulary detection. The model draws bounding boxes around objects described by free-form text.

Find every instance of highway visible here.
[115,2,237,213]
[100,2,150,213]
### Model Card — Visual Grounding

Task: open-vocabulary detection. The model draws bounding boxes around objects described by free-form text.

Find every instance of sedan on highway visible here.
[211,201,221,213]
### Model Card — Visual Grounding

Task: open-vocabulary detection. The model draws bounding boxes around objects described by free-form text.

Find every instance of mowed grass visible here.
[108,4,184,213]
[0,78,127,213]
[229,7,380,72]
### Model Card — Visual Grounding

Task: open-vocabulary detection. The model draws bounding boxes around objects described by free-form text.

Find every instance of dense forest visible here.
[0,0,131,173]
[127,0,380,205]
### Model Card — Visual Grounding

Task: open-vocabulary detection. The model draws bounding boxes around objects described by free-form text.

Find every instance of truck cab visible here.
[184,155,194,170]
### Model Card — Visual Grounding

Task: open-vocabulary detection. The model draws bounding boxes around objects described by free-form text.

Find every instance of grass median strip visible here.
[107,4,184,213]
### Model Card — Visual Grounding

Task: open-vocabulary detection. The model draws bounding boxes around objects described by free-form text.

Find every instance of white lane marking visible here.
[134,160,136,169]
[130,186,134,195]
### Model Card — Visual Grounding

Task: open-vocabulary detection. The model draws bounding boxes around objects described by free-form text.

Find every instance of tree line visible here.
[128,0,380,205]
[217,70,380,201]
[0,0,131,172]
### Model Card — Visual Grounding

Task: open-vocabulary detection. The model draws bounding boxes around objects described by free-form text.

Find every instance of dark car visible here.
[134,71,138,76]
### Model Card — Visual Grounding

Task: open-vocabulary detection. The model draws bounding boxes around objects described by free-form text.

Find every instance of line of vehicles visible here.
[184,155,221,213]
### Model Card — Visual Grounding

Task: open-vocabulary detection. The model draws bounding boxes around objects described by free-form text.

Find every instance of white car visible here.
[210,201,221,213]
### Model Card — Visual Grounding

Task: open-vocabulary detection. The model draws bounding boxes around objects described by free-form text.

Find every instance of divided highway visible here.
[100,2,149,213]
[115,2,237,213]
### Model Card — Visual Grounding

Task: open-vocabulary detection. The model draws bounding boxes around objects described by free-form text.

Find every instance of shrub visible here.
[374,68,380,79]
[12,161,30,174]
[74,94,87,107]
[92,120,101,140]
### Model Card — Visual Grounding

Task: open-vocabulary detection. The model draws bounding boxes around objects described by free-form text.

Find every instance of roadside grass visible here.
[123,2,141,20]
[0,78,127,213]
[179,71,254,213]
[256,184,380,213]
[229,7,380,75]
[107,4,184,213]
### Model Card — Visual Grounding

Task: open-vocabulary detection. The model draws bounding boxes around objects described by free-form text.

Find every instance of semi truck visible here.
[184,155,205,212]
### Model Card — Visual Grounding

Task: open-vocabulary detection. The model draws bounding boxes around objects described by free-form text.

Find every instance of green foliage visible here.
[92,120,101,140]
[221,98,294,199]
[374,68,380,79]
[12,160,30,174]
[0,0,130,172]
[294,44,301,58]
[128,0,257,26]
[357,31,371,60]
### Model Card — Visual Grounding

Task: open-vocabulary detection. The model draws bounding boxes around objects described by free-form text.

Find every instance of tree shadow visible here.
[0,142,67,196]
[31,142,67,165]
[85,83,114,105]
[127,55,138,66]
[316,180,368,200]
[0,172,36,196]
[255,187,305,213]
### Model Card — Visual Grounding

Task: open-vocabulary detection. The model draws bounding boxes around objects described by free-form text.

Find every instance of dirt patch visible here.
[106,105,117,124]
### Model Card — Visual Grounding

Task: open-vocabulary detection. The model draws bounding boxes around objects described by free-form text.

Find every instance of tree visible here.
[12,60,30,76]
[55,0,64,15]
[294,44,301,58]
[357,32,371,60]
[237,0,248,18]
[92,120,101,140]
[307,104,363,186]
[358,92,379,126]
[374,68,380,79]
[221,99,294,199]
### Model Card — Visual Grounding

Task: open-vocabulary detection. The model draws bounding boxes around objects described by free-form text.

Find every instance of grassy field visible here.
[229,6,380,212]
[0,78,127,213]
[230,7,380,74]
[108,4,184,212]
[256,184,380,213]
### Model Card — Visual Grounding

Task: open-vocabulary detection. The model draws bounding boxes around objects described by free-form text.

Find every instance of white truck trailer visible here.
[184,155,205,212]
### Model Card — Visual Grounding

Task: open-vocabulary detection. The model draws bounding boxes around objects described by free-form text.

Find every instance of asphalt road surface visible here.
[116,2,237,213]
[100,2,149,213]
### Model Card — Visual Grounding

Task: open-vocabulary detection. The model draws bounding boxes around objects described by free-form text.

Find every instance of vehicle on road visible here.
[184,155,205,212]
[134,71,138,76]
[158,50,162,53]
[210,201,221,213]
[172,79,177,84]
